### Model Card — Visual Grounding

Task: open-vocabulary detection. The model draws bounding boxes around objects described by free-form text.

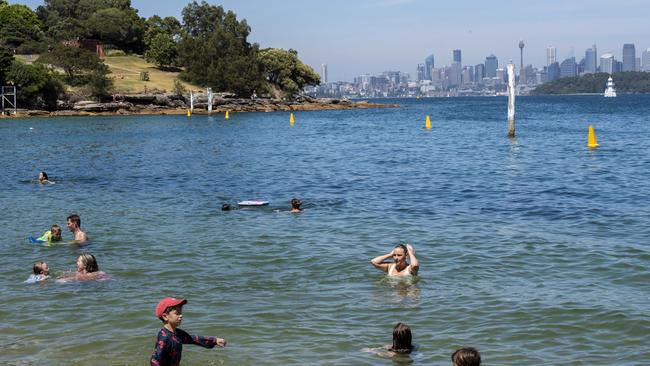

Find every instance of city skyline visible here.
[8,0,650,81]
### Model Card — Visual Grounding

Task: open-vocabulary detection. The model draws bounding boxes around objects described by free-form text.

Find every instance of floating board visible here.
[237,200,269,206]
[28,236,45,244]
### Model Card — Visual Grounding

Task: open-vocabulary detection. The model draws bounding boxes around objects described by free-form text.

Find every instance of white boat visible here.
[604,76,617,97]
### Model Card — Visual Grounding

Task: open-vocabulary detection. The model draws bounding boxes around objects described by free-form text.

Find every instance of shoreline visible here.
[1,96,398,119]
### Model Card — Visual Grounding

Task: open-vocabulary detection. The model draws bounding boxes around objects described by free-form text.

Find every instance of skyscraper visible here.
[321,64,328,84]
[453,49,461,64]
[622,44,636,72]
[600,53,614,74]
[425,54,435,80]
[560,57,577,78]
[547,62,560,81]
[584,45,597,74]
[519,40,526,84]
[474,64,485,81]
[547,46,557,66]
[642,48,650,72]
[485,54,498,78]
[417,64,425,82]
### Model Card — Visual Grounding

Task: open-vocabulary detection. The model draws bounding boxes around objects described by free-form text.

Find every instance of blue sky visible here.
[10,0,650,81]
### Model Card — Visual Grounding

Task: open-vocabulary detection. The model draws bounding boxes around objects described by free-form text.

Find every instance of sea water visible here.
[1,96,649,365]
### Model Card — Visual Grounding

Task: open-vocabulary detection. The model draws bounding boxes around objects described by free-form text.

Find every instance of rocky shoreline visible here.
[3,94,397,118]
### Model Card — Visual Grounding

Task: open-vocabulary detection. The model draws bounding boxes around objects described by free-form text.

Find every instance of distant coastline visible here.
[2,96,397,119]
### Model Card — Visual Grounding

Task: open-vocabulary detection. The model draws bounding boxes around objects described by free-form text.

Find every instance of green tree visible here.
[144,33,178,69]
[5,61,65,110]
[0,4,44,52]
[85,7,146,52]
[0,46,13,84]
[144,15,181,45]
[178,1,263,97]
[36,45,109,84]
[258,48,320,97]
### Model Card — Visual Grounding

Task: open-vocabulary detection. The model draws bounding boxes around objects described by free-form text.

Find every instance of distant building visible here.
[425,54,435,80]
[560,58,577,78]
[474,64,485,81]
[461,66,473,84]
[635,58,640,72]
[614,60,624,73]
[61,38,105,58]
[547,62,560,82]
[417,64,425,82]
[485,54,498,77]
[584,45,597,74]
[643,48,650,71]
[600,53,614,74]
[453,49,462,64]
[495,68,506,83]
[622,43,636,72]
[547,46,557,66]
[321,64,328,84]
[449,62,462,87]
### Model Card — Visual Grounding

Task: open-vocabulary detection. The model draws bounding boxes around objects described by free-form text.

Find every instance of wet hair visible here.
[51,225,62,241]
[390,322,413,353]
[452,347,481,366]
[291,198,302,209]
[221,203,231,211]
[67,214,81,228]
[78,253,99,273]
[33,261,47,275]
[39,171,49,180]
[394,243,408,255]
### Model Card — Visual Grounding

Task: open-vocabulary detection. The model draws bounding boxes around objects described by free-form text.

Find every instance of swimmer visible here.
[452,347,481,366]
[57,253,108,282]
[37,171,55,184]
[66,214,87,243]
[25,261,50,283]
[371,243,419,276]
[290,198,302,213]
[222,203,232,211]
[362,322,415,357]
[36,224,63,243]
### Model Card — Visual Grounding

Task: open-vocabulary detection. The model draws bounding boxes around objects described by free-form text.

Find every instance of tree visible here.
[6,61,65,110]
[0,46,13,84]
[178,1,263,97]
[0,4,44,52]
[144,15,181,45]
[258,48,320,97]
[85,7,146,53]
[36,45,109,84]
[144,33,178,69]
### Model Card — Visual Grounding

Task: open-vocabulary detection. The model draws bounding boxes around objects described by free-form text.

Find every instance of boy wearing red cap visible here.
[150,297,226,366]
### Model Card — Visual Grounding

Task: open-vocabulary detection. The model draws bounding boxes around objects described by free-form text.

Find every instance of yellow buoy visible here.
[587,124,599,148]
[225,111,229,119]
[425,115,431,129]
[187,110,191,117]
[290,113,295,125]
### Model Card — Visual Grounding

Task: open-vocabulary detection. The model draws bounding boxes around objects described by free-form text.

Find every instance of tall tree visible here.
[178,1,262,97]
[0,3,44,52]
[259,48,320,97]
[0,46,14,84]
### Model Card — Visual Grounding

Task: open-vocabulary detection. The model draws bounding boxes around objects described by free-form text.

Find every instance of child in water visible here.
[452,347,481,366]
[37,171,55,184]
[363,322,414,357]
[290,198,302,213]
[57,253,108,282]
[25,261,50,283]
[150,297,226,366]
[29,224,62,244]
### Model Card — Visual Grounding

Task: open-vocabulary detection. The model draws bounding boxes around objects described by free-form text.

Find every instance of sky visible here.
[9,0,650,82]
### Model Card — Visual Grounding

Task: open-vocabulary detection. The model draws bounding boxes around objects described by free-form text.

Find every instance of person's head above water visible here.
[38,171,49,182]
[291,198,302,212]
[390,322,413,353]
[452,347,481,366]
[67,214,81,230]
[50,224,62,241]
[392,244,408,264]
[221,203,232,211]
[77,253,98,273]
[33,261,49,276]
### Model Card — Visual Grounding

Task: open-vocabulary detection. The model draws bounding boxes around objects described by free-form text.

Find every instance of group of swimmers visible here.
[27,171,479,365]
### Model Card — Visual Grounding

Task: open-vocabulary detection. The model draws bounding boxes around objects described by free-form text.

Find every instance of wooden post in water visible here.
[207,88,213,115]
[507,62,516,138]
[190,90,194,113]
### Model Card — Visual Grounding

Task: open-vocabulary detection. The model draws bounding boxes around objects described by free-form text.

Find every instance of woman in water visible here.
[58,253,108,282]
[362,322,415,357]
[37,171,55,184]
[371,243,419,276]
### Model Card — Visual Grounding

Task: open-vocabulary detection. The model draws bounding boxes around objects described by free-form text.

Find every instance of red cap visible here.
[155,297,187,318]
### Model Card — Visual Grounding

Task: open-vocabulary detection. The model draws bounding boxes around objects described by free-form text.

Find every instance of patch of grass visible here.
[104,55,201,94]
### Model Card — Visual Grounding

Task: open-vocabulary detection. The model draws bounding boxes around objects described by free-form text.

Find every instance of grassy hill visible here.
[16,54,202,94]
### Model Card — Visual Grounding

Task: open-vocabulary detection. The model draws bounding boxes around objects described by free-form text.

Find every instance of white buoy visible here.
[207,87,213,115]
[190,90,194,113]
[507,62,516,138]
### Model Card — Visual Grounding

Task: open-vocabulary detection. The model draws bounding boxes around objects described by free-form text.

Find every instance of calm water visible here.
[1,96,649,365]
